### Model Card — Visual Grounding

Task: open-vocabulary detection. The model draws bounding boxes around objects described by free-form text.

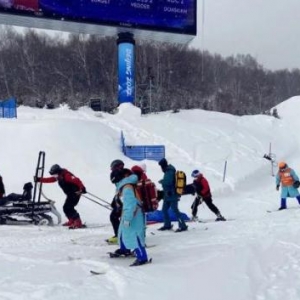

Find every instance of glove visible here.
[123,220,130,227]
[293,181,300,189]
[157,190,164,201]
[34,176,41,183]
[276,185,280,191]
[82,187,87,194]
[195,195,203,203]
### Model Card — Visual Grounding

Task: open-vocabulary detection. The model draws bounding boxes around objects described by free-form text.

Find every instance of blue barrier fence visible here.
[0,98,17,118]
[121,131,165,162]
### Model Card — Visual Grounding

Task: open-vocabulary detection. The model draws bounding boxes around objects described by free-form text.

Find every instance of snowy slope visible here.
[1,97,300,300]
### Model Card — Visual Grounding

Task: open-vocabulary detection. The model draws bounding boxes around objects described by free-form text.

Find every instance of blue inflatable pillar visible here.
[117,32,135,104]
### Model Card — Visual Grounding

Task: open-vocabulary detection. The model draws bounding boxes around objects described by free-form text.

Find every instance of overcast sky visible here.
[190,0,300,71]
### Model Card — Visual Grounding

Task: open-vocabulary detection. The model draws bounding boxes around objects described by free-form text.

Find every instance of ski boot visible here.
[109,249,134,258]
[278,207,287,211]
[191,216,199,222]
[158,225,173,231]
[69,218,84,229]
[106,236,118,245]
[62,218,74,227]
[130,258,152,267]
[215,214,226,221]
[279,199,287,210]
[175,226,188,233]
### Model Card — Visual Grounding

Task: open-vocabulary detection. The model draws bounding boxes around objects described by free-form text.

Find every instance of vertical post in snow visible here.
[149,76,152,113]
[269,142,274,177]
[223,160,227,182]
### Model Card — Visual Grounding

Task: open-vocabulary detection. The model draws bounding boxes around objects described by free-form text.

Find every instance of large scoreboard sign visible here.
[0,0,196,43]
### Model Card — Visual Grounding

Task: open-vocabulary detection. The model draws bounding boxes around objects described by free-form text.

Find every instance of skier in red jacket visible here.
[36,164,86,229]
[188,170,226,222]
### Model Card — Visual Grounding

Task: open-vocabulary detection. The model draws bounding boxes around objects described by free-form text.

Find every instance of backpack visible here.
[135,179,159,213]
[175,170,186,195]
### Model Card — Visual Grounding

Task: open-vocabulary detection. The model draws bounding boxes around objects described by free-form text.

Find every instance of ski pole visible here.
[82,194,112,210]
[223,160,227,182]
[86,192,111,205]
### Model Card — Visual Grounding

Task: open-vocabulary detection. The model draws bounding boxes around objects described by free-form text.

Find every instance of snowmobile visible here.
[0,151,61,226]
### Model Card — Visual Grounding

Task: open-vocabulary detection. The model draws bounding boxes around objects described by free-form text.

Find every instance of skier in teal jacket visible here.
[110,168,150,266]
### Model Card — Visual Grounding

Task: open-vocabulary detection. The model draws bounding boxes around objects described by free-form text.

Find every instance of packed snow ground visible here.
[1,97,300,300]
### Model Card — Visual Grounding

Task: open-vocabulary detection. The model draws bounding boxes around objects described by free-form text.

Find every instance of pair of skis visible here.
[90,253,152,275]
[267,206,300,213]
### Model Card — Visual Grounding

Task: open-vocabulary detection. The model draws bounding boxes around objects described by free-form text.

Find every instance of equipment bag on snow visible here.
[135,179,158,213]
[175,171,186,195]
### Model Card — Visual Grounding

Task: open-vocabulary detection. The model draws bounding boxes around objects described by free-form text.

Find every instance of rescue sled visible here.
[0,151,61,226]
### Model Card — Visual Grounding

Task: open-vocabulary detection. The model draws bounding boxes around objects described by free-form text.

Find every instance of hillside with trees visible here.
[0,27,299,115]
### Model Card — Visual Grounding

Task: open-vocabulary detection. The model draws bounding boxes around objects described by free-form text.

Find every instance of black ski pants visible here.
[110,208,121,237]
[63,194,81,220]
[191,196,220,217]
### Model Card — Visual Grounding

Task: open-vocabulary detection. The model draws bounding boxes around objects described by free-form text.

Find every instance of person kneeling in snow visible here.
[186,170,226,222]
[110,168,150,266]
[35,164,86,229]
[276,162,300,210]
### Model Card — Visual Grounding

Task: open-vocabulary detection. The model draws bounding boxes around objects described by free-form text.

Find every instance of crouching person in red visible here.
[36,164,86,229]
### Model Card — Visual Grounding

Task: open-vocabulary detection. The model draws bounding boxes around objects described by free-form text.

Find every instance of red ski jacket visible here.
[39,169,85,196]
[193,174,212,199]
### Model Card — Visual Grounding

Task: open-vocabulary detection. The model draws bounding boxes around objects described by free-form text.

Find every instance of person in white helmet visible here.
[188,169,226,222]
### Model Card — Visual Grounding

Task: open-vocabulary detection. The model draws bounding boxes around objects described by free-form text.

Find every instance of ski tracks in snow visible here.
[246,238,300,300]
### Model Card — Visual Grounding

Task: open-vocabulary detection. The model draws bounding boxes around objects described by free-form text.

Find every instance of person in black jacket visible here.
[106,159,125,244]
[107,194,123,244]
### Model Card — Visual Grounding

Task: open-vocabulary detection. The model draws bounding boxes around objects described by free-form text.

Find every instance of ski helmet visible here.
[191,169,200,178]
[278,162,287,169]
[110,159,124,171]
[49,164,62,175]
